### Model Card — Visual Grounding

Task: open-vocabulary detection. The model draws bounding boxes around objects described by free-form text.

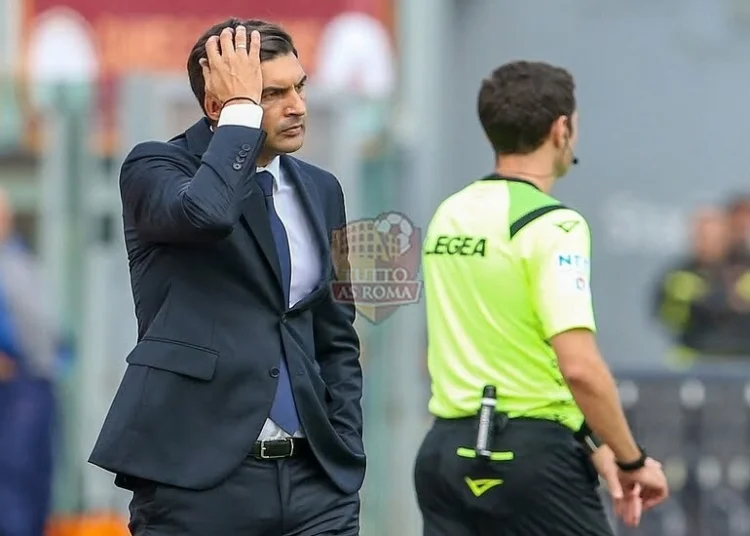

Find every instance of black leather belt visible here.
[250,438,308,460]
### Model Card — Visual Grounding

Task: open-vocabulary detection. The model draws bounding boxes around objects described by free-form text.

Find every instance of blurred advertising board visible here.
[16,0,395,154]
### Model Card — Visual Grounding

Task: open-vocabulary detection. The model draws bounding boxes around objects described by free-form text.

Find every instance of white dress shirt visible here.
[219,104,321,440]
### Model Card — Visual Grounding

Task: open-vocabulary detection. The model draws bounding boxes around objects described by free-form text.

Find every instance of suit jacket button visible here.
[238,150,248,157]
[232,163,242,171]
[235,156,246,164]
[280,314,287,323]
[270,367,280,378]
[241,144,252,151]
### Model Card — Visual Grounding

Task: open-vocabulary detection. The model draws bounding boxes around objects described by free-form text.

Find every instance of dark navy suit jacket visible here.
[88,118,365,494]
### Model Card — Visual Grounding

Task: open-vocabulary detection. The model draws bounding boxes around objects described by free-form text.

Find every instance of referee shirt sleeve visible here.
[524,210,597,340]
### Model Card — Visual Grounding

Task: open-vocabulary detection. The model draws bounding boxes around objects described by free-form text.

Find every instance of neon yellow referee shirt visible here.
[422,175,595,431]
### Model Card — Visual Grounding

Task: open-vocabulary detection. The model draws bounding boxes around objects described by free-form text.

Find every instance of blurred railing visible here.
[610,364,750,536]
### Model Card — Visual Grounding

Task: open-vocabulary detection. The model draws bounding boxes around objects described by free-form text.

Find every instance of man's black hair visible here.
[477,61,576,156]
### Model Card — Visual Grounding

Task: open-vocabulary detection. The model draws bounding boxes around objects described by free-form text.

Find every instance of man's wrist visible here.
[222,96,259,107]
[616,445,647,472]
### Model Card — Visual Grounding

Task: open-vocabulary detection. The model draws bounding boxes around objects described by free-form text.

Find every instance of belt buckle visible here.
[259,439,293,459]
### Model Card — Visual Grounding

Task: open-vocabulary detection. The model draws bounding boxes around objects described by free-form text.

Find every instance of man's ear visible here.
[204,97,221,123]
[551,115,569,149]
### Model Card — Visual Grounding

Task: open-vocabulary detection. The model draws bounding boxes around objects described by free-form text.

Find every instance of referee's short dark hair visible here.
[477,61,576,156]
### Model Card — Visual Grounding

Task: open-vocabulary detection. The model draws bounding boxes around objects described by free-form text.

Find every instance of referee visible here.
[414,61,669,535]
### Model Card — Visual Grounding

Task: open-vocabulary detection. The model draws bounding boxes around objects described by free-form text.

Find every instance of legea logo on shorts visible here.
[331,212,423,324]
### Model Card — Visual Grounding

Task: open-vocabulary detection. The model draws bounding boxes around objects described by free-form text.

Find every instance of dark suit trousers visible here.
[127,451,360,536]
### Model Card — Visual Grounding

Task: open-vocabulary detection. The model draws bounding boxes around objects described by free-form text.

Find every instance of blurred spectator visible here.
[653,206,750,364]
[726,195,750,262]
[315,8,395,100]
[0,189,57,536]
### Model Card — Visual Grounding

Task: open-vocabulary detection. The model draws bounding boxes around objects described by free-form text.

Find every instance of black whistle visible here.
[475,385,497,459]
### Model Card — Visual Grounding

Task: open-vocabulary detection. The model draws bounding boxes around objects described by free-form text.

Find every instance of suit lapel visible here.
[241,186,284,284]
[181,122,329,300]
[281,156,331,282]
[240,185,284,291]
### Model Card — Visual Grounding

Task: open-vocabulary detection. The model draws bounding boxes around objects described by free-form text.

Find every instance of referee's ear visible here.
[550,115,570,151]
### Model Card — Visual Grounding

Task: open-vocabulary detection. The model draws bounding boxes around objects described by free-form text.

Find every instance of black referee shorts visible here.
[414,417,614,536]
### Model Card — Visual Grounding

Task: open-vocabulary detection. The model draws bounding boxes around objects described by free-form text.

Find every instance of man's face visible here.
[692,209,729,263]
[259,53,307,157]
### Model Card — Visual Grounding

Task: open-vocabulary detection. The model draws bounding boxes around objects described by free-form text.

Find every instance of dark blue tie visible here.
[255,171,301,435]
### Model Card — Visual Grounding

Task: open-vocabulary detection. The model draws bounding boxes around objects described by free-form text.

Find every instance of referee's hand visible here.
[591,446,643,527]
[619,457,669,511]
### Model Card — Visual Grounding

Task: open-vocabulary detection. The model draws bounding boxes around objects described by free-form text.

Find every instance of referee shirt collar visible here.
[480,173,541,191]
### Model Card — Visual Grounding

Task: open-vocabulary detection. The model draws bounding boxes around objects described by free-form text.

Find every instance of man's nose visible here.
[286,91,306,116]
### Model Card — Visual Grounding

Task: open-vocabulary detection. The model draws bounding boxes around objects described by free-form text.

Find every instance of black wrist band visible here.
[616,447,647,472]
[222,96,259,108]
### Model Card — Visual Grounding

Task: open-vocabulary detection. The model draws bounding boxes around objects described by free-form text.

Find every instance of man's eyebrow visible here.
[263,75,308,93]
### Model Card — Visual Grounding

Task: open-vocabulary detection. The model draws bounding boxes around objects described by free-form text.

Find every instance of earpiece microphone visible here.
[563,133,578,165]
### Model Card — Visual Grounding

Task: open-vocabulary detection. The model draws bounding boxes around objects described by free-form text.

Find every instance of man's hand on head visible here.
[200,26,264,107]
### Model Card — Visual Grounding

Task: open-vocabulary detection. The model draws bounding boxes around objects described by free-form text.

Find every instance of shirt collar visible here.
[257,157,282,191]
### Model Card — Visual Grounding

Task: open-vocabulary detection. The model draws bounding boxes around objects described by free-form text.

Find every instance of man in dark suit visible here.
[88,18,364,536]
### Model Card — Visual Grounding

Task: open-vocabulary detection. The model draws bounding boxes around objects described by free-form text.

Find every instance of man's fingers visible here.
[614,484,643,528]
[625,484,643,526]
[199,59,212,94]
[219,27,235,58]
[234,25,248,54]
[199,58,210,77]
[642,495,665,511]
[205,36,221,66]
[639,484,668,511]
[645,490,668,510]
[603,472,623,499]
[613,497,639,528]
[623,498,643,527]
[248,30,261,61]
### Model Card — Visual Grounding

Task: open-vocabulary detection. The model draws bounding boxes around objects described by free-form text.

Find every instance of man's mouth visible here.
[281,124,304,135]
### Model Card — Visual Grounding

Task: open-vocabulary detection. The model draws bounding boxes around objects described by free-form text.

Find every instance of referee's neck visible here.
[495,157,555,193]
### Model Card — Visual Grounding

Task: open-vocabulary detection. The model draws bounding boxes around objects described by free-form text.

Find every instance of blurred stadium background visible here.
[2,0,750,534]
